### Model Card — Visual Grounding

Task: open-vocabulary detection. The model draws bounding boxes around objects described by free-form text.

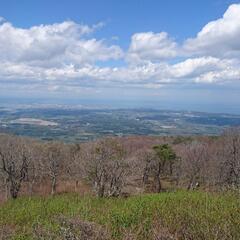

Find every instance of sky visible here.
[0,0,240,113]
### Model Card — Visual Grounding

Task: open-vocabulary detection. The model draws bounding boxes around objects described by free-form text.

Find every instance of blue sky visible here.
[0,0,240,113]
[2,0,237,47]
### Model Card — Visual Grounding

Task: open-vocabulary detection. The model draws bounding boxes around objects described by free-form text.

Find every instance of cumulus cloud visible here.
[169,57,236,78]
[0,20,123,68]
[127,32,177,64]
[184,4,240,58]
[0,4,240,93]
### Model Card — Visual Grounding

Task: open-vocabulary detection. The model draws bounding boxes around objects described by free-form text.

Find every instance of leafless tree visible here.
[178,141,209,190]
[141,150,155,186]
[0,135,29,199]
[42,142,66,195]
[26,141,46,196]
[84,138,128,197]
[218,128,240,188]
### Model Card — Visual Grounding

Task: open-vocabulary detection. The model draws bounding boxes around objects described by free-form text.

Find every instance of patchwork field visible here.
[1,105,240,142]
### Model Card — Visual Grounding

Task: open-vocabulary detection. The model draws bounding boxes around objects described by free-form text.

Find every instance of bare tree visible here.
[26,141,45,196]
[84,138,128,197]
[42,142,65,195]
[68,144,82,178]
[0,135,29,199]
[178,141,210,190]
[141,150,155,186]
[219,128,240,188]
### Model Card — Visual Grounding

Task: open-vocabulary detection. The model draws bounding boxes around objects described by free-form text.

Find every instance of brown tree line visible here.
[0,127,239,200]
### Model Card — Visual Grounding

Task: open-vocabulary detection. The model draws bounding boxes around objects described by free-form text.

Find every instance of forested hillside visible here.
[0,128,240,200]
[0,129,240,239]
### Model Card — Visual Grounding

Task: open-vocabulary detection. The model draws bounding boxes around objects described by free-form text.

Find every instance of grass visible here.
[0,191,239,239]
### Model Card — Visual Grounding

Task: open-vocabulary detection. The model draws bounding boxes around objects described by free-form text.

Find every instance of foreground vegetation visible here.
[0,129,239,239]
[0,191,239,240]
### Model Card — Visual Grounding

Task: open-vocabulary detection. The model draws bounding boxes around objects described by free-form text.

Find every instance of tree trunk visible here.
[28,178,35,196]
[155,162,162,192]
[97,184,105,198]
[143,168,149,186]
[169,161,173,175]
[51,177,57,195]
[187,176,195,190]
[9,180,21,199]
[75,180,78,192]
[5,178,9,200]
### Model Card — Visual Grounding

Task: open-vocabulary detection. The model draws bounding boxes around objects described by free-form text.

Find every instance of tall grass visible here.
[0,191,239,239]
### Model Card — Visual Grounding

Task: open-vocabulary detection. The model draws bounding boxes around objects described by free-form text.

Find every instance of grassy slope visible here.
[0,191,239,240]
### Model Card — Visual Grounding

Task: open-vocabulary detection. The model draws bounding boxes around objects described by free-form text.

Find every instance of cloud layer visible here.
[184,4,240,59]
[0,3,240,93]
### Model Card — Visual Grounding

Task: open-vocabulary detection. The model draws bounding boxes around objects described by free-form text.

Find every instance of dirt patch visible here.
[33,215,110,240]
[0,225,15,240]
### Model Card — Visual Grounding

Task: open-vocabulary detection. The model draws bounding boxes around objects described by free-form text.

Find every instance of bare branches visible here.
[42,142,66,195]
[219,127,240,187]
[0,127,240,199]
[0,135,30,199]
[82,138,129,197]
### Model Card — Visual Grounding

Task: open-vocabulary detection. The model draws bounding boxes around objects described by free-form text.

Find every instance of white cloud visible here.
[127,32,177,64]
[169,57,235,78]
[184,4,240,58]
[0,4,240,93]
[0,20,123,68]
[195,69,240,83]
[2,56,238,89]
